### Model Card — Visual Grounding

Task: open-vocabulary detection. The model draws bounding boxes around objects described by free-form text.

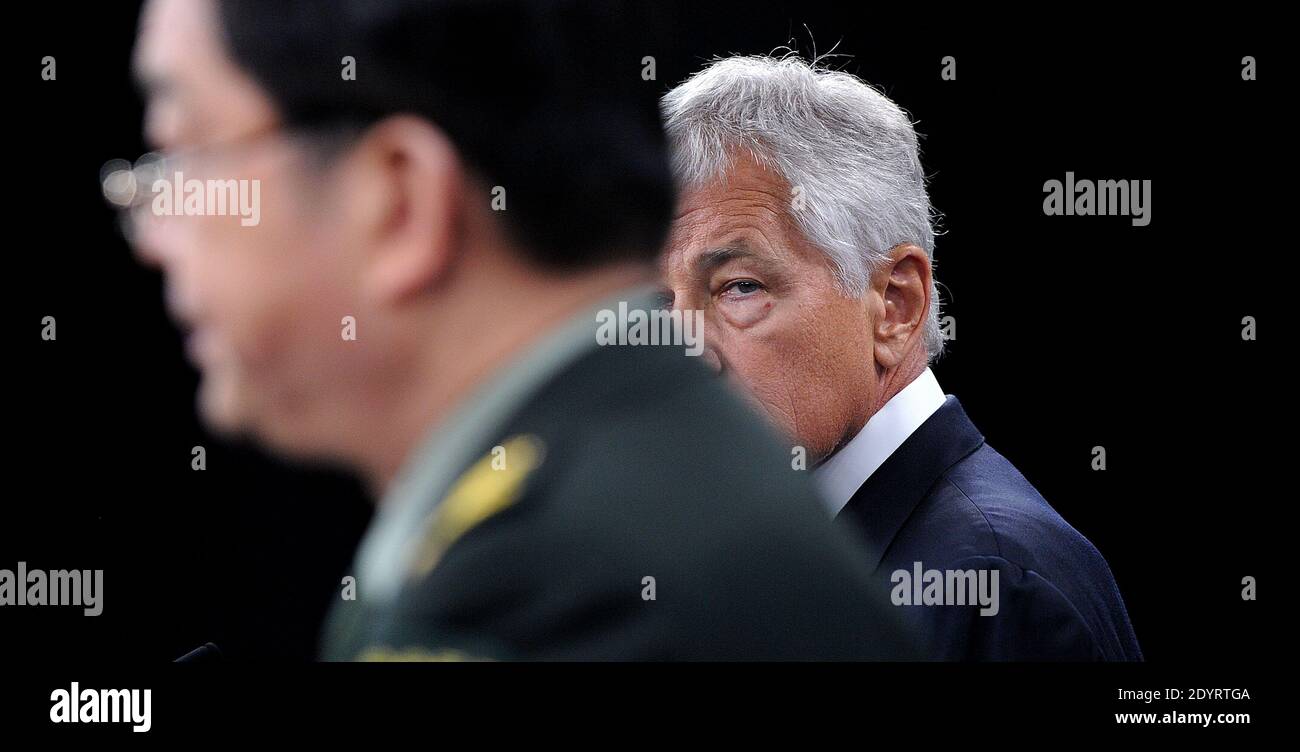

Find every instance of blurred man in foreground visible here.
[125,0,913,660]
[659,55,1142,660]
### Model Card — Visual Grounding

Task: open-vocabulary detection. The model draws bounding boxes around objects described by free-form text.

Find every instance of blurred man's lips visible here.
[183,330,200,364]
[184,327,212,366]
[164,294,205,364]
[164,287,202,333]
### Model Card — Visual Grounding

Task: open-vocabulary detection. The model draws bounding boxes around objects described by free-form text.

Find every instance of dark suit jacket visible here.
[838,396,1142,661]
[323,339,915,660]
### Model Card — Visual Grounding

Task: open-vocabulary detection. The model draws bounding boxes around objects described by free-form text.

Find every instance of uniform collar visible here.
[355,283,660,604]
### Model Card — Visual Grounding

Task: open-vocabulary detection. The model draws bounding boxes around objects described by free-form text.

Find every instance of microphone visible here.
[175,642,224,663]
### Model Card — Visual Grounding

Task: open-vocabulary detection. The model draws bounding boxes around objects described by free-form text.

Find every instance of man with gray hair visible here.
[659,54,1142,660]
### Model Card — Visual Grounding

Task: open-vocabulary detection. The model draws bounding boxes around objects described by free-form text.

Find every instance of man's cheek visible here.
[730,368,799,432]
[209,284,293,375]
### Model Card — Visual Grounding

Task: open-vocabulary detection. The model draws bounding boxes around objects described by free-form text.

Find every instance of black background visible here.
[4,0,1280,686]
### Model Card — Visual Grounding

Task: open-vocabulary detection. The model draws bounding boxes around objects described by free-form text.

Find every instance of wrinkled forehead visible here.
[662,167,802,274]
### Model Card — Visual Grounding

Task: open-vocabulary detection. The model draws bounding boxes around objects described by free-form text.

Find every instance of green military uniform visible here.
[321,287,913,660]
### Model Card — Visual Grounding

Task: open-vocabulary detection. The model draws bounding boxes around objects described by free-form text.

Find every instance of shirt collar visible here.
[813,368,947,516]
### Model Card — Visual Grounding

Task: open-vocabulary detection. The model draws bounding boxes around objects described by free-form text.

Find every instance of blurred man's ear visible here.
[871,243,932,369]
[343,115,464,305]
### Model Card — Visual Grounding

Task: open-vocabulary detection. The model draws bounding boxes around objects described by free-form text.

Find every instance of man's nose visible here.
[697,344,724,375]
[669,294,724,375]
[127,209,177,270]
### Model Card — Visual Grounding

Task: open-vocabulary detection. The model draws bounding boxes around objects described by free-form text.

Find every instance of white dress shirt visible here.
[814,368,947,516]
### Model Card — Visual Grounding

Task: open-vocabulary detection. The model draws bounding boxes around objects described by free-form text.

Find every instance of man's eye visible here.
[725,280,762,295]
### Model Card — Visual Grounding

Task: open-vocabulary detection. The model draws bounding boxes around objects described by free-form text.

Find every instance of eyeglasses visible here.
[102,123,282,204]
[100,122,359,240]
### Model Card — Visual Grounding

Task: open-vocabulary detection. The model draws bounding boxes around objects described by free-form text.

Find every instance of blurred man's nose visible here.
[104,160,181,271]
[128,209,177,270]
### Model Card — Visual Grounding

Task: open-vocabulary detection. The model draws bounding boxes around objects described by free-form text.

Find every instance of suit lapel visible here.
[836,396,985,571]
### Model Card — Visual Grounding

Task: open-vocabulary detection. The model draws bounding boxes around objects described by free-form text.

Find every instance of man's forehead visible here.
[664,182,823,281]
[134,0,216,85]
[665,156,799,279]
[675,171,791,217]
[134,0,283,147]
[670,187,791,256]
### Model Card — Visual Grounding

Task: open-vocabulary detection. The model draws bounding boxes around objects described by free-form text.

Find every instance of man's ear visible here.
[344,115,464,305]
[872,243,932,369]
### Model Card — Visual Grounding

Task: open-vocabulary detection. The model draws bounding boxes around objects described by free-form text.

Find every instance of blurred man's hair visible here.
[216,0,675,268]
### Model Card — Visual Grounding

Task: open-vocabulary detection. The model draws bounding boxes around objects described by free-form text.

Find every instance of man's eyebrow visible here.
[693,246,776,274]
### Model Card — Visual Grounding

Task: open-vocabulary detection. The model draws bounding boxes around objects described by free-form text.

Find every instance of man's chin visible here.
[195,378,247,439]
[195,377,341,469]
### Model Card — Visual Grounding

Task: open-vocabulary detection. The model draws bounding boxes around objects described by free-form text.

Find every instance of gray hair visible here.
[661,54,944,361]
